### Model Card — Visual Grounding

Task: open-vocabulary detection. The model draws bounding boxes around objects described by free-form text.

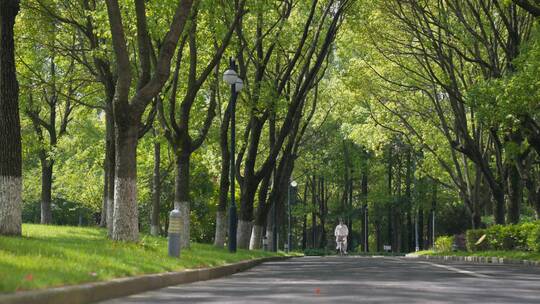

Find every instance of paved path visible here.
[100,256,540,303]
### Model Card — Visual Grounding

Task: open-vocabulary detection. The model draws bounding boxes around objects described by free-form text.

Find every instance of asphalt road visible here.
[100,256,540,303]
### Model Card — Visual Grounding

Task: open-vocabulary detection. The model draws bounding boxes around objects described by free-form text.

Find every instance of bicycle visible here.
[336,236,347,256]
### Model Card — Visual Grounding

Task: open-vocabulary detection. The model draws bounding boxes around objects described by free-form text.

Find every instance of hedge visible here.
[434,235,454,252]
[465,221,540,252]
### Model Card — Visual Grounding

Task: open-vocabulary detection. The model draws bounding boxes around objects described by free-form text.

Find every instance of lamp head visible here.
[235,78,244,92]
[223,69,238,85]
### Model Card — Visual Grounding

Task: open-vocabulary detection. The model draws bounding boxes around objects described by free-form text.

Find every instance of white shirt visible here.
[334,224,349,237]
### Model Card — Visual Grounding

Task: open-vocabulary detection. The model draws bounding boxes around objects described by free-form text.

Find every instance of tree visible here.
[157,0,243,249]
[30,0,118,235]
[19,39,83,224]
[214,88,232,247]
[0,0,22,236]
[150,127,161,236]
[234,0,351,249]
[105,0,194,241]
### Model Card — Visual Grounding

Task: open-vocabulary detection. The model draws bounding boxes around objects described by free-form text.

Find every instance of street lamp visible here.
[223,57,243,253]
[272,194,278,252]
[287,180,298,253]
[364,204,368,252]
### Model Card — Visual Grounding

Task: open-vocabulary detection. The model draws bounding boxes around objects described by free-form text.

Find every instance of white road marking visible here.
[418,261,490,278]
[381,257,490,279]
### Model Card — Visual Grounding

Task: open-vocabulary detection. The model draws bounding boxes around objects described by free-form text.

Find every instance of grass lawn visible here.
[415,250,540,262]
[0,224,288,293]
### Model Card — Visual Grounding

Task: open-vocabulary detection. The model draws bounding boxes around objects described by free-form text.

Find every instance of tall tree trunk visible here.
[112,123,139,242]
[266,204,275,251]
[237,180,256,249]
[426,208,432,249]
[105,108,116,236]
[405,152,412,252]
[418,206,424,250]
[319,177,327,249]
[150,137,161,236]
[361,167,368,252]
[40,158,53,224]
[470,166,483,229]
[0,0,21,236]
[100,155,108,227]
[492,185,506,225]
[517,154,540,220]
[214,209,227,247]
[311,176,317,248]
[174,151,191,249]
[250,173,272,250]
[535,187,540,220]
[237,118,265,249]
[475,152,505,224]
[346,174,352,251]
[406,211,412,253]
[430,183,437,248]
[387,144,393,251]
[106,0,194,242]
[302,181,308,250]
[214,105,231,247]
[506,163,522,224]
[375,219,381,252]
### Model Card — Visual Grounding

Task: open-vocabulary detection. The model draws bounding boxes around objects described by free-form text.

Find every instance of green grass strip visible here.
[0,224,290,293]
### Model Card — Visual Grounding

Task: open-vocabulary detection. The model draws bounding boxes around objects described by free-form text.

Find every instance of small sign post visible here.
[168,208,182,257]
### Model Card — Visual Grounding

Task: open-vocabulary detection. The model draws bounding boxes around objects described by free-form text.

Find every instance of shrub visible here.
[486,225,503,250]
[466,221,540,252]
[466,229,489,252]
[434,235,454,252]
[527,225,540,252]
[487,224,522,250]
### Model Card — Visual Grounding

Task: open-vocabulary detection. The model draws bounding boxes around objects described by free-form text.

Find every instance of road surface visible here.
[100,256,540,303]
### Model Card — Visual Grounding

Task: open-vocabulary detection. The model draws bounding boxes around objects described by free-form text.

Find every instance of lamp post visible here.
[288,180,298,253]
[432,207,436,248]
[272,194,277,252]
[415,211,419,252]
[223,57,243,253]
[364,204,368,252]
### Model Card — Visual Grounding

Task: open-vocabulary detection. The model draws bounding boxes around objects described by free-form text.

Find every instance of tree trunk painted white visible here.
[266,215,274,251]
[214,210,227,247]
[0,0,22,236]
[150,225,159,236]
[265,222,275,252]
[112,177,139,241]
[236,220,252,249]
[0,176,21,235]
[249,224,263,250]
[107,197,114,237]
[177,201,190,249]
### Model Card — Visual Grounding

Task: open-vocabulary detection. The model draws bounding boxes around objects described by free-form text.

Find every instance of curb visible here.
[0,256,290,304]
[405,254,540,267]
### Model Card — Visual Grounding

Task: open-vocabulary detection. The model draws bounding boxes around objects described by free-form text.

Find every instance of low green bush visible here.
[528,225,540,252]
[434,235,454,252]
[466,221,540,252]
[488,224,522,250]
[466,229,488,251]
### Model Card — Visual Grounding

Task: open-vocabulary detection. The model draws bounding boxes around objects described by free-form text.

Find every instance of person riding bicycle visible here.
[334,218,349,254]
